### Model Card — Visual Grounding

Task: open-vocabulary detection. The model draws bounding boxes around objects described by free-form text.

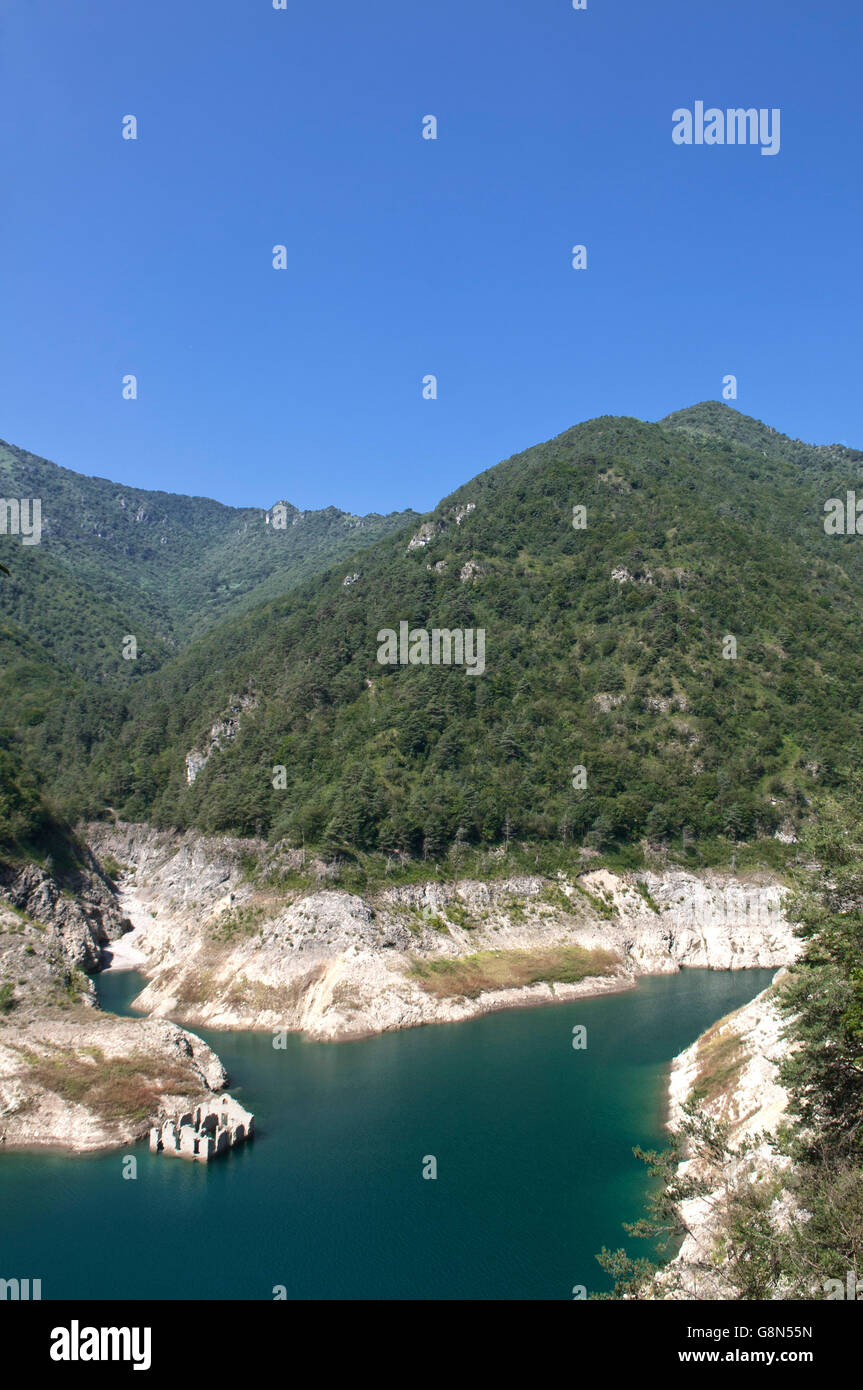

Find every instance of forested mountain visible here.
[0,437,416,840]
[23,402,863,869]
[0,737,83,876]
[0,437,417,673]
[660,401,855,473]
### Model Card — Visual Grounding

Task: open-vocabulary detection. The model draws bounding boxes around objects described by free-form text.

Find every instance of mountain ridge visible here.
[25,401,861,873]
[0,435,418,657]
[658,400,861,467]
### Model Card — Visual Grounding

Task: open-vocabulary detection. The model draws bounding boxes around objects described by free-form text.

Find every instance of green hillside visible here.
[43,403,863,869]
[0,738,81,872]
[660,401,855,473]
[0,437,417,671]
[0,438,417,793]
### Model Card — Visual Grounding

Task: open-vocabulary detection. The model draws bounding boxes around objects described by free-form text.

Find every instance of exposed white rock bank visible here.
[84,823,799,1044]
[654,974,791,1299]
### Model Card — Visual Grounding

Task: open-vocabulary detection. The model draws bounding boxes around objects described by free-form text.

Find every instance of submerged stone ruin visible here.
[149,1094,254,1163]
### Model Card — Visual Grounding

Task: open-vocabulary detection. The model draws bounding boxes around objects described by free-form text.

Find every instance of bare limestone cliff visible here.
[84,822,798,1043]
[0,848,130,971]
[0,856,228,1152]
[653,975,791,1299]
[0,819,801,1154]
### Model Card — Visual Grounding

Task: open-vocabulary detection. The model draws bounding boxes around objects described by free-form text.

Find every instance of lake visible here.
[0,967,775,1300]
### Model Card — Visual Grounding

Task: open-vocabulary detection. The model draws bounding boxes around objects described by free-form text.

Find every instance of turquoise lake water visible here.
[0,968,775,1300]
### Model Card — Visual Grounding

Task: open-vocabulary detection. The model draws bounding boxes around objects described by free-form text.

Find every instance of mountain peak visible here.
[659,400,858,460]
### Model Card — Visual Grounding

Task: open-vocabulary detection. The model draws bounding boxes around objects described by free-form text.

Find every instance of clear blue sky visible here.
[1,0,860,514]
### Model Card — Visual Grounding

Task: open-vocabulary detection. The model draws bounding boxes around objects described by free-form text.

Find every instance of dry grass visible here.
[409,944,620,999]
[209,894,289,942]
[17,1044,199,1123]
[224,963,327,1013]
[691,1027,748,1105]
[174,967,218,1006]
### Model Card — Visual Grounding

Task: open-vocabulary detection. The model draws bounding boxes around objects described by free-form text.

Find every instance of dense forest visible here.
[0,739,81,873]
[3,403,863,871]
[0,436,416,676]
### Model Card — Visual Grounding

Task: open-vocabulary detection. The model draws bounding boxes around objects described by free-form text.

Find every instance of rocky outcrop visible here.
[406,521,440,551]
[452,502,476,524]
[407,502,475,553]
[653,975,791,1299]
[184,694,257,785]
[82,823,798,1043]
[578,868,792,973]
[0,1008,226,1152]
[611,566,653,585]
[0,854,232,1153]
[0,852,131,971]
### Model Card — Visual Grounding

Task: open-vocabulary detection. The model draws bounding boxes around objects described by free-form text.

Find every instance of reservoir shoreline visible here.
[0,818,798,1157]
[1,968,777,1299]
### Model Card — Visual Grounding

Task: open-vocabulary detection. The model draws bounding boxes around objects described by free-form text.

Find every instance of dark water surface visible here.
[0,967,775,1300]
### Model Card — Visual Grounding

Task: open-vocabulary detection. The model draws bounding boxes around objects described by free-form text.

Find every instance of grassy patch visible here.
[691,1027,748,1105]
[224,964,327,1013]
[17,1044,200,1123]
[65,967,89,999]
[665,835,795,877]
[99,854,128,883]
[540,882,576,913]
[404,906,451,934]
[238,851,260,880]
[501,895,529,923]
[571,878,617,919]
[445,901,472,929]
[0,903,43,930]
[408,944,620,999]
[328,980,366,1013]
[635,881,661,914]
[593,843,646,872]
[209,898,285,942]
[173,968,217,1006]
